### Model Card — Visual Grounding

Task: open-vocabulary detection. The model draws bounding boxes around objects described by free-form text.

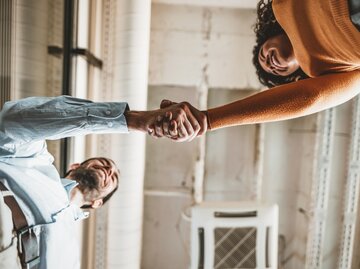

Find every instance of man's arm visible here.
[0,96,130,143]
[0,95,199,155]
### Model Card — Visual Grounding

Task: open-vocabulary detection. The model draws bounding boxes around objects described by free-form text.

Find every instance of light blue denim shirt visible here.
[0,96,129,269]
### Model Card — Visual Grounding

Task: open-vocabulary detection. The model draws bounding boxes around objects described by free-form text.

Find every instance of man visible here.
[0,95,201,269]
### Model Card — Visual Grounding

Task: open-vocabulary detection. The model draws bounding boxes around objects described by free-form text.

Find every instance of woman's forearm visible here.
[207,71,360,130]
[207,83,320,129]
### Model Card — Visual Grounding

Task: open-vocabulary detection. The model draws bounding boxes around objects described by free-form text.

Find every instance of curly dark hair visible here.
[252,0,308,88]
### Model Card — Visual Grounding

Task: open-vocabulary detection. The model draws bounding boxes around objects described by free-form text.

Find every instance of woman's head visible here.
[252,0,308,87]
[258,34,299,76]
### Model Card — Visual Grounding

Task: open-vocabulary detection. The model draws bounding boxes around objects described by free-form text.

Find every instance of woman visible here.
[150,0,360,141]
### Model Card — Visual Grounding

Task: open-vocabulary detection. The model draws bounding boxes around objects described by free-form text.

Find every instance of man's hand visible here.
[149,100,208,142]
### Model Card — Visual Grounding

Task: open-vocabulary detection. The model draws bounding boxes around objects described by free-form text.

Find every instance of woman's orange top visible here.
[207,0,360,130]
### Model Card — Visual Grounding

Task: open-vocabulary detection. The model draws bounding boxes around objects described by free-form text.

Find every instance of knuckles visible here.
[194,124,201,132]
[153,100,207,141]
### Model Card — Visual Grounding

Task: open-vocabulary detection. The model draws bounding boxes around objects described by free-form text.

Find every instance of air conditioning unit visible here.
[191,202,278,269]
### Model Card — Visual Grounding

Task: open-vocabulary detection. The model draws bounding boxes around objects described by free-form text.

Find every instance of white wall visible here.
[142,3,358,269]
[149,3,261,89]
[143,5,261,268]
[205,89,258,201]
[142,86,198,269]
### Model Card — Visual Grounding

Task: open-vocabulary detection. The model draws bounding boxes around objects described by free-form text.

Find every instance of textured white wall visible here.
[142,86,198,269]
[205,89,258,201]
[143,6,262,268]
[149,4,261,89]
[143,3,358,269]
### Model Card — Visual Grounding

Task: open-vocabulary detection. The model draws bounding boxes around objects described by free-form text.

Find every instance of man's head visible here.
[65,157,119,209]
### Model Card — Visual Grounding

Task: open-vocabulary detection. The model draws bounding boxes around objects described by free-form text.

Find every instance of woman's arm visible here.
[155,70,360,139]
[208,70,360,129]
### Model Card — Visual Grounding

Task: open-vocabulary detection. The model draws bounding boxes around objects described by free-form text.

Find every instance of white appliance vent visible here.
[214,227,257,268]
[191,202,278,269]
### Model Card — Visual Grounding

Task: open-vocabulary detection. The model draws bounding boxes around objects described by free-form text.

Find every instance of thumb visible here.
[160,99,177,109]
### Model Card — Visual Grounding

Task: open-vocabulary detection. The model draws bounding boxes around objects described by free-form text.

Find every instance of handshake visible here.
[125,99,209,142]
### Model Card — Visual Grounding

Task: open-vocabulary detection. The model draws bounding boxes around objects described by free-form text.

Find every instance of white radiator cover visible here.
[191,201,278,269]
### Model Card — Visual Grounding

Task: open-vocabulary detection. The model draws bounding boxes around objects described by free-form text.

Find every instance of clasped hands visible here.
[148,100,208,142]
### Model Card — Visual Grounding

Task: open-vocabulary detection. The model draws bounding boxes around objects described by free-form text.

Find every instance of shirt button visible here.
[108,122,113,128]
[106,110,111,115]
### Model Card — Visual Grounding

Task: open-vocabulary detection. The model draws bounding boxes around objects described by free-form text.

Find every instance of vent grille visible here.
[214,227,257,269]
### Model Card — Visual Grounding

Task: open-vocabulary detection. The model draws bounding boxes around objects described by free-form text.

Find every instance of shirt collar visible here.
[60,178,89,221]
[61,178,78,198]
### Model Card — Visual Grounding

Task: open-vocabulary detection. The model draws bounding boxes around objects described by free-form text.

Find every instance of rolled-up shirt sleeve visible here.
[0,95,130,144]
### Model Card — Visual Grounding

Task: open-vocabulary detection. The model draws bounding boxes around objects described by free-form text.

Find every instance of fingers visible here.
[177,119,188,139]
[195,111,208,136]
[148,125,160,138]
[168,103,199,142]
[162,111,172,136]
[148,126,154,136]
[168,120,178,137]
[154,115,165,137]
[153,112,172,137]
[149,111,178,140]
[181,117,197,141]
[160,99,177,109]
[181,102,207,136]
[183,111,200,140]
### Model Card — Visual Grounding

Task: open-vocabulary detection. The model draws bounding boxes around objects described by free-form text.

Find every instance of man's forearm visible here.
[0,96,129,143]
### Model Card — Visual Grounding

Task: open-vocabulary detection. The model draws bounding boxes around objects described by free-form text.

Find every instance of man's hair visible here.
[81,157,119,209]
[66,157,119,209]
[252,0,308,88]
[70,167,100,200]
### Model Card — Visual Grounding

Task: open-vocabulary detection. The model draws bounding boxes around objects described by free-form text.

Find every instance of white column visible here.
[337,97,360,269]
[305,109,336,269]
[253,123,265,202]
[193,8,211,204]
[107,1,151,269]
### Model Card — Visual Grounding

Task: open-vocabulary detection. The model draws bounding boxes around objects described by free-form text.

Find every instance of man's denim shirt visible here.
[0,96,129,269]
